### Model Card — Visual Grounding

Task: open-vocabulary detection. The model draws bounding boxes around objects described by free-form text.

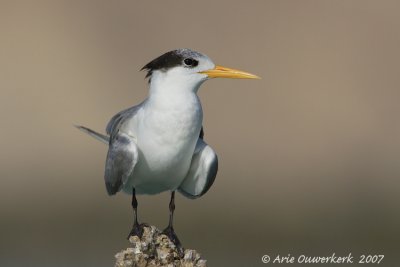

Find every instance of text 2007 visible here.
[359,255,384,264]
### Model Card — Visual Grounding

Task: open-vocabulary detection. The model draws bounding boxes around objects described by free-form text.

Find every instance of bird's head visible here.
[141,48,260,93]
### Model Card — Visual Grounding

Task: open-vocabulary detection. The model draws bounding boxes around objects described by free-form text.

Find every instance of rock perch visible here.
[114,225,207,267]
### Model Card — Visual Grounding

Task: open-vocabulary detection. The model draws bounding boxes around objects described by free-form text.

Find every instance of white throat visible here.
[142,70,204,144]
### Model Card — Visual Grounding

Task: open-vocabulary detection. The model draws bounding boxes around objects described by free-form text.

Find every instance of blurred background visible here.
[1,1,399,266]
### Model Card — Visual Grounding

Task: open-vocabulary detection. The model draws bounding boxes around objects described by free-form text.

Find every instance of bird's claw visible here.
[162,226,184,257]
[127,223,149,239]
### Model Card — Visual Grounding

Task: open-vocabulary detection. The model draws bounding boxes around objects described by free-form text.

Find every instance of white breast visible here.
[124,85,203,195]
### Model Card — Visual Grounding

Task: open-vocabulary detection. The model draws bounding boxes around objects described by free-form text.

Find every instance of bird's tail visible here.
[74,125,109,144]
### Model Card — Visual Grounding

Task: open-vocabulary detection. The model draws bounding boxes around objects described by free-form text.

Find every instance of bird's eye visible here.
[183,58,198,67]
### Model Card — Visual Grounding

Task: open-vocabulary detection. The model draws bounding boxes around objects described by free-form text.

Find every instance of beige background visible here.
[1,1,399,266]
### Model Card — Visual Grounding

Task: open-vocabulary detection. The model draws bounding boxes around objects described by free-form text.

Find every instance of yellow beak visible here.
[199,65,260,79]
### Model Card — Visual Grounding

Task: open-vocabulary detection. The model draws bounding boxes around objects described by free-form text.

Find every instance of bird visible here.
[76,48,259,252]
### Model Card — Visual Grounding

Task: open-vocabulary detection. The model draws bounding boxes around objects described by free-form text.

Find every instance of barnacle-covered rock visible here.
[114,225,206,267]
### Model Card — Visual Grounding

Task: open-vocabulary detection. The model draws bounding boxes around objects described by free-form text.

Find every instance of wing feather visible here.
[104,132,138,195]
[106,104,142,140]
[178,138,218,199]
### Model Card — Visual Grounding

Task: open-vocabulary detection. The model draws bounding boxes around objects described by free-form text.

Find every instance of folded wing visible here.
[105,132,138,195]
[178,138,218,199]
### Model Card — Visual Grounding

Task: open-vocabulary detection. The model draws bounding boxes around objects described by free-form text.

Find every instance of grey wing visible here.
[104,132,138,195]
[75,125,109,144]
[106,103,142,140]
[178,138,218,199]
[105,104,142,194]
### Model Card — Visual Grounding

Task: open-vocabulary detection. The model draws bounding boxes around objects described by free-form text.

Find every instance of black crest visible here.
[141,50,184,78]
[141,49,203,80]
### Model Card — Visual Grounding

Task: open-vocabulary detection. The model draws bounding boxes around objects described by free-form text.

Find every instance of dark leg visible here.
[168,191,176,228]
[127,187,146,239]
[162,191,184,256]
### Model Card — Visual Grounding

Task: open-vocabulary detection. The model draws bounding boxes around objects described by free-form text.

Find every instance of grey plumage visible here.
[105,132,138,195]
[75,125,109,144]
[106,104,142,140]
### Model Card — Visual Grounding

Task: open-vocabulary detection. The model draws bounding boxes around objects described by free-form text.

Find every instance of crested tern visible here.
[76,48,259,251]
